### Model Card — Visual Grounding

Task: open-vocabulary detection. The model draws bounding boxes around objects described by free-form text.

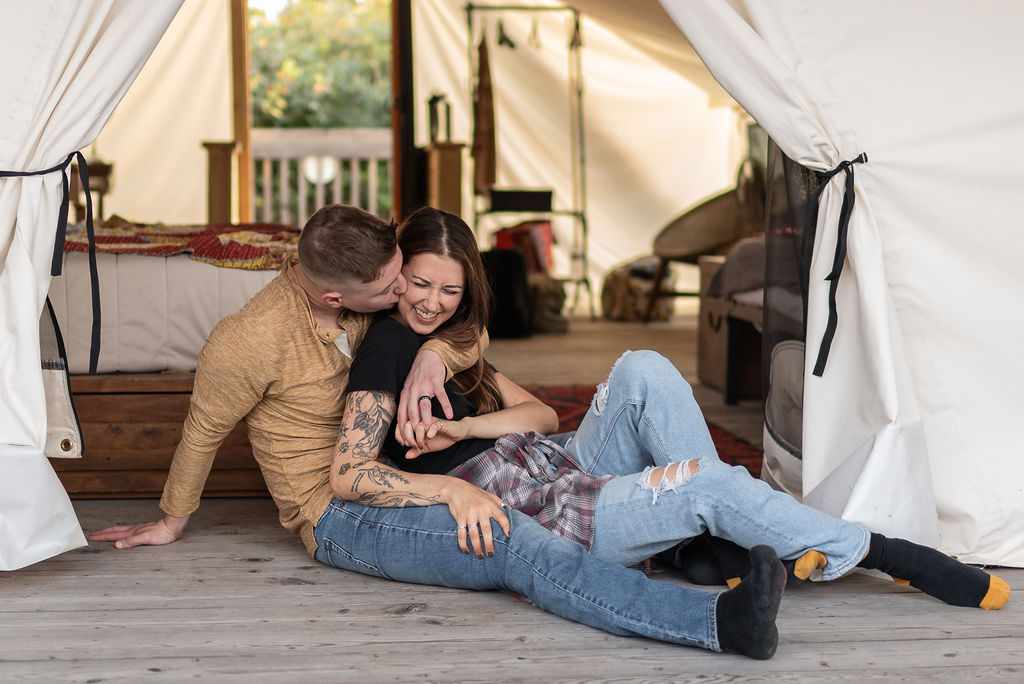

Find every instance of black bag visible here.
[481,248,534,338]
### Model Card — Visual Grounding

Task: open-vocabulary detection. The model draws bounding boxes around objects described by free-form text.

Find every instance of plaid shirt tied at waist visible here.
[449,432,614,549]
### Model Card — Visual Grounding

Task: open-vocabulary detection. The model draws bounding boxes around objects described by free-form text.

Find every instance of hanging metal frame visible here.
[465,2,593,318]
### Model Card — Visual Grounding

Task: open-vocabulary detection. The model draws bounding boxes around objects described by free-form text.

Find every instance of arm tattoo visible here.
[354,491,441,507]
[335,391,437,507]
[343,464,436,507]
[336,391,395,464]
[350,465,409,492]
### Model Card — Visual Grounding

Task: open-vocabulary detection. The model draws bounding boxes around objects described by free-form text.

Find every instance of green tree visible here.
[250,0,391,128]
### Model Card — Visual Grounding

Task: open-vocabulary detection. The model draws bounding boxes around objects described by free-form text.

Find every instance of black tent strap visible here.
[811,152,868,377]
[0,151,101,373]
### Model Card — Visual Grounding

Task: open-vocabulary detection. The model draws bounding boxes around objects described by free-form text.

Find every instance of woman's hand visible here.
[439,478,510,558]
[397,349,453,429]
[88,514,188,549]
[397,417,468,458]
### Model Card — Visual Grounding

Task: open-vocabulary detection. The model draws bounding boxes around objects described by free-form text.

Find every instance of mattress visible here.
[47,252,278,374]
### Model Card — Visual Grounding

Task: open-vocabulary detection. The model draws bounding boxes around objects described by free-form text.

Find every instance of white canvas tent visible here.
[3,0,1022,569]
[657,0,1024,565]
[0,0,183,570]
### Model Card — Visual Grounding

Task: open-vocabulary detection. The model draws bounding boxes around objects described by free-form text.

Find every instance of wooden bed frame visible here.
[57,258,761,497]
[55,372,267,498]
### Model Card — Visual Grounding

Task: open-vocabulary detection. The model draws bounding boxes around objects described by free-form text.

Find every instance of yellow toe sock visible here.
[793,550,827,580]
[980,575,1011,610]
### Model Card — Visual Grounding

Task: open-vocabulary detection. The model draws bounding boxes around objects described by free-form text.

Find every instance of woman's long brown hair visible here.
[397,207,502,413]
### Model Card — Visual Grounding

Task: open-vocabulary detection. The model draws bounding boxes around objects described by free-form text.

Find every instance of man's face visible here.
[338,249,407,313]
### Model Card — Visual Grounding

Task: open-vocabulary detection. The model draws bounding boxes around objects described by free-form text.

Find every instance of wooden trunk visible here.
[54,372,268,498]
[697,256,763,404]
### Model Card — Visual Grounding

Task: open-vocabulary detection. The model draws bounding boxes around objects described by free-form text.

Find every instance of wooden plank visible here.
[279,157,291,225]
[52,443,254,472]
[78,421,187,451]
[203,141,237,224]
[73,393,191,422]
[75,422,250,451]
[332,158,343,204]
[261,156,272,222]
[251,127,391,159]
[367,157,379,215]
[54,468,267,497]
[69,372,194,394]
[314,167,325,210]
[298,171,307,225]
[349,157,361,207]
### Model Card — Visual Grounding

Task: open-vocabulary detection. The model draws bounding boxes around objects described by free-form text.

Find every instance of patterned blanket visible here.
[64,215,300,270]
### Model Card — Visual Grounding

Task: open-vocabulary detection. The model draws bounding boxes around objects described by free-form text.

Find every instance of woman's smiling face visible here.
[397,252,465,334]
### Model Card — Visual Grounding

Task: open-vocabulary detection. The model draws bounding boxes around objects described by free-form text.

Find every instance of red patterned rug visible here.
[522,384,763,477]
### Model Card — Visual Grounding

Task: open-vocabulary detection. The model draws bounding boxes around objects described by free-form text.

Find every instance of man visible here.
[90,204,784,659]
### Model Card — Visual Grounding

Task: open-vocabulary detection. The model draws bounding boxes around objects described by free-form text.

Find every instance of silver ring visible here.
[419,395,431,402]
[457,525,466,530]
[465,522,478,528]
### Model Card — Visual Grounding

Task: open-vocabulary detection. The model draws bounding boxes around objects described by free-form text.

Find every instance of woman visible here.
[334,207,1009,614]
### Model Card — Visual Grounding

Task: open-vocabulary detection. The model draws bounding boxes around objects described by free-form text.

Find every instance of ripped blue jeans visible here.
[549,350,870,580]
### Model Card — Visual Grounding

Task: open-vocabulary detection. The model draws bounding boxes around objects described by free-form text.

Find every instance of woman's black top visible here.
[346,317,496,475]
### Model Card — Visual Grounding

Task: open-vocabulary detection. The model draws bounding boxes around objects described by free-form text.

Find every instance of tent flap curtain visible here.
[660,0,1024,566]
[0,0,183,570]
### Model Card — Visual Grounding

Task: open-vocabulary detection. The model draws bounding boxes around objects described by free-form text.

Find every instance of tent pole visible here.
[230,0,252,223]
[392,0,419,221]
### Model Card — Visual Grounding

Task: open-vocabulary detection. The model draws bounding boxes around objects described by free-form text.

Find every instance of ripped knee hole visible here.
[640,459,699,502]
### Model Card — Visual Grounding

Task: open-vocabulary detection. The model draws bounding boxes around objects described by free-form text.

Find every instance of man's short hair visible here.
[297,204,397,289]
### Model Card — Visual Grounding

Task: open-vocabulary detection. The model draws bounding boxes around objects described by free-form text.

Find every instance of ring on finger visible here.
[465,522,478,528]
[419,395,431,402]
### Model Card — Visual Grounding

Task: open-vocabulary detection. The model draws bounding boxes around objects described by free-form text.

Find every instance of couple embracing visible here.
[93,204,1008,660]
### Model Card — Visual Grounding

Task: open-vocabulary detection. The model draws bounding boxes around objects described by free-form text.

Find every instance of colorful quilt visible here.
[64,216,300,270]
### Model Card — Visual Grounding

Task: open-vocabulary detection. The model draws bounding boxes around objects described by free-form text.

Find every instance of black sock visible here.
[715,545,786,659]
[706,536,804,588]
[858,532,1009,609]
[665,532,728,585]
[709,535,750,588]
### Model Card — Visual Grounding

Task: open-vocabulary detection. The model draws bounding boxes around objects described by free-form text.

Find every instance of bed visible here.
[47,220,296,497]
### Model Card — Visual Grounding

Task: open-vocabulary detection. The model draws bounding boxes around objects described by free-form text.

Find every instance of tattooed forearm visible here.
[354,491,442,507]
[333,391,438,507]
[350,464,410,492]
[335,391,394,460]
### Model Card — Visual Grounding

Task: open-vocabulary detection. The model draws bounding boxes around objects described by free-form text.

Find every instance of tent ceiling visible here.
[571,0,739,107]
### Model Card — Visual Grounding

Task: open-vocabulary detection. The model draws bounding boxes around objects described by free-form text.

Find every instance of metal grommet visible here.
[60,438,74,452]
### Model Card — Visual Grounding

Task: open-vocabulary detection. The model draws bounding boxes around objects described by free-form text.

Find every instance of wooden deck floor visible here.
[4,498,1023,682]
[4,311,1022,681]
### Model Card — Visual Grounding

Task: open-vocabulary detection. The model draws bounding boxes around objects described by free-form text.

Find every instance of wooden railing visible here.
[250,127,392,225]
